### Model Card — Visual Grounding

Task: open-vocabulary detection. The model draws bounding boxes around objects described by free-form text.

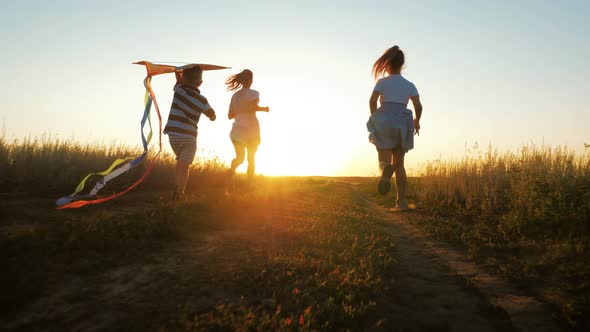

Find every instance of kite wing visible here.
[133,61,230,76]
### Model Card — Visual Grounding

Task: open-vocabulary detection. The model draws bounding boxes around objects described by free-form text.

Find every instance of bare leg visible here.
[225,140,245,194]
[392,148,407,207]
[175,160,190,195]
[246,144,258,180]
[377,149,393,173]
[377,149,394,195]
[230,140,246,174]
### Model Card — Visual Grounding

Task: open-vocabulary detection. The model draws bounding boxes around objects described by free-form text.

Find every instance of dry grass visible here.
[3,135,590,329]
[0,134,227,196]
[0,136,401,330]
[404,144,590,328]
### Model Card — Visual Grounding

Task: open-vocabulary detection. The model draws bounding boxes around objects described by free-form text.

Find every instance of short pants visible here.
[168,135,197,164]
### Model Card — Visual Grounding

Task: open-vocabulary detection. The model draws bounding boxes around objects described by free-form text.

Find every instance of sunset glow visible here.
[1,1,588,176]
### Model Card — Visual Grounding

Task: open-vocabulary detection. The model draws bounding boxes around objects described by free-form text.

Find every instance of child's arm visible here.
[410,95,422,135]
[369,90,380,114]
[175,71,183,85]
[249,99,270,112]
[228,97,236,119]
[201,95,216,121]
[203,108,216,121]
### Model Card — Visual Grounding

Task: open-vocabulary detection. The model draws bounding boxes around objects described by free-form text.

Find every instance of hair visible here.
[372,45,405,79]
[225,69,253,91]
[183,65,203,82]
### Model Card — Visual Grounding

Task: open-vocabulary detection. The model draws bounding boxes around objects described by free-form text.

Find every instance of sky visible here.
[1,0,589,176]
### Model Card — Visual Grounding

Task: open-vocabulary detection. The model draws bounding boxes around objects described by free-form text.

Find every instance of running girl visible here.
[226,69,269,180]
[367,45,423,210]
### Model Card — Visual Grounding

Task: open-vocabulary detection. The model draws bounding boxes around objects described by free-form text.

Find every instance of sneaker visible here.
[390,200,411,212]
[378,164,394,195]
[171,187,183,201]
[389,206,409,212]
[396,200,409,210]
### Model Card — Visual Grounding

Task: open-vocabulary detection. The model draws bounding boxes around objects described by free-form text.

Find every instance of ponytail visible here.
[225,69,254,91]
[372,45,405,79]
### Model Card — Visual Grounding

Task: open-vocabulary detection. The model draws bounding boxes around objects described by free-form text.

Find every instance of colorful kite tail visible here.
[56,76,162,209]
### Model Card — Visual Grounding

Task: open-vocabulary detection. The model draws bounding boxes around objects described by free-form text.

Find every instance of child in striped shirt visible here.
[163,65,216,199]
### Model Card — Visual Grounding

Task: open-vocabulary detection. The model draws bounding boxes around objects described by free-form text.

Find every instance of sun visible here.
[254,140,338,176]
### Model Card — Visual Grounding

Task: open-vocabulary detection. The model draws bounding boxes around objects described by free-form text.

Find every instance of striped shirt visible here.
[163,84,213,138]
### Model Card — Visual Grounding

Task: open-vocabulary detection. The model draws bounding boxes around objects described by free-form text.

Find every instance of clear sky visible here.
[1,0,589,176]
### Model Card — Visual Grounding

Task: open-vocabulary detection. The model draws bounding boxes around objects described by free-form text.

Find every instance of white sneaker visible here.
[389,200,411,212]
[396,200,409,210]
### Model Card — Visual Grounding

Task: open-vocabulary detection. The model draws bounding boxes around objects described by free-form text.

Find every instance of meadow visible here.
[1,136,589,330]
[1,136,403,330]
[0,134,226,196]
[367,143,590,328]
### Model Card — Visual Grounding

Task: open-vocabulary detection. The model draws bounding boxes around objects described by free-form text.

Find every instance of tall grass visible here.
[409,144,590,328]
[0,134,227,196]
[414,145,590,240]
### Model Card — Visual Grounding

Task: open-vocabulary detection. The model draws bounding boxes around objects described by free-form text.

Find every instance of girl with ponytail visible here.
[367,45,423,210]
[225,69,269,182]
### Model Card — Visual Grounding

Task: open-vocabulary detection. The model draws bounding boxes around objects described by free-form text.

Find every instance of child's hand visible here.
[262,106,270,112]
[204,109,216,121]
[413,118,420,136]
[175,71,183,84]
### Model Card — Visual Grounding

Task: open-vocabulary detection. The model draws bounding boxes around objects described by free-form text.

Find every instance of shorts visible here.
[168,135,197,164]
[231,136,259,156]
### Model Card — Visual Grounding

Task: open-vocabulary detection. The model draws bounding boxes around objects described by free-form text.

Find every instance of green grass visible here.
[367,144,590,329]
[3,135,590,329]
[1,205,179,312]
[0,135,227,317]
[186,181,397,331]
[1,179,399,330]
[1,136,400,330]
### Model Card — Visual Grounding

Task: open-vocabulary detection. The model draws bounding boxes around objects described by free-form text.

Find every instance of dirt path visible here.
[1,180,565,331]
[354,189,562,332]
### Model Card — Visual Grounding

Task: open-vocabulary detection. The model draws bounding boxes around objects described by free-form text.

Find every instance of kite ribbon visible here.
[55,75,162,209]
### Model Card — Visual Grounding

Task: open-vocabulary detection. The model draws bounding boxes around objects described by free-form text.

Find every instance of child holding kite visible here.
[226,69,269,181]
[164,65,216,200]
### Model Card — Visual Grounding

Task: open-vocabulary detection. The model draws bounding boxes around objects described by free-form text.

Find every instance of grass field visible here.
[1,137,589,330]
[0,135,226,196]
[366,144,590,328]
[2,177,403,330]
[1,137,403,330]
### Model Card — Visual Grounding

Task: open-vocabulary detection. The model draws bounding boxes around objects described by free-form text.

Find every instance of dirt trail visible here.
[354,189,562,332]
[1,181,565,331]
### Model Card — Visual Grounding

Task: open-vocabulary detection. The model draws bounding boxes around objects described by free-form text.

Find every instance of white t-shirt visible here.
[373,75,419,105]
[230,88,259,118]
[229,88,261,142]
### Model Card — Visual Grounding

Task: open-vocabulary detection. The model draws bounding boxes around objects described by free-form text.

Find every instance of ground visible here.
[0,177,564,331]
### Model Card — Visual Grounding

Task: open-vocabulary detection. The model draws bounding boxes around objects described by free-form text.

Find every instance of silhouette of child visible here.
[225,69,269,182]
[163,65,216,199]
[368,45,423,210]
